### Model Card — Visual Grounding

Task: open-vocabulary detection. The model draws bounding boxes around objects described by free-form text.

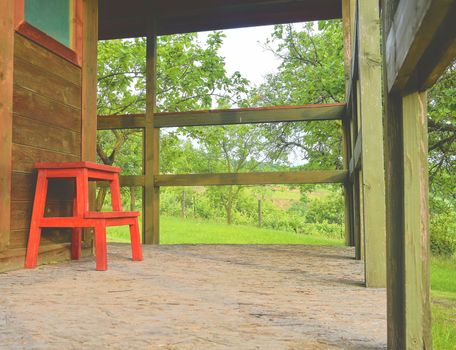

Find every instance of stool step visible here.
[84,211,140,219]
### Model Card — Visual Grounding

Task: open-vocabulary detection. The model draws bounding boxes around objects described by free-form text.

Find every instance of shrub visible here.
[430,213,456,256]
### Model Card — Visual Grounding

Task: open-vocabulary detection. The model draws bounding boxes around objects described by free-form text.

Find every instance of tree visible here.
[180,124,288,224]
[250,21,345,169]
[96,32,249,208]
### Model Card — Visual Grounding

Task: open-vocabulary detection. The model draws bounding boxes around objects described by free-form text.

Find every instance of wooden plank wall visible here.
[8,34,82,254]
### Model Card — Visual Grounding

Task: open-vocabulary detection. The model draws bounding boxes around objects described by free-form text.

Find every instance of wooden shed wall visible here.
[1,33,84,270]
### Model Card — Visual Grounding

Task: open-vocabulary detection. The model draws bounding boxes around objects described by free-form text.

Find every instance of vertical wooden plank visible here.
[0,0,14,251]
[358,0,386,287]
[383,91,405,349]
[82,0,98,247]
[82,0,97,162]
[352,80,362,260]
[342,0,352,93]
[144,26,159,244]
[402,91,432,349]
[342,0,355,247]
[342,119,354,246]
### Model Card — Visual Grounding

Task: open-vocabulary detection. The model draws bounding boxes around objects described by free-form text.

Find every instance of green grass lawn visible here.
[107,215,343,246]
[107,215,455,348]
[431,257,456,349]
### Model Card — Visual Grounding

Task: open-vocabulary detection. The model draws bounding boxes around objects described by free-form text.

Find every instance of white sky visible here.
[198,25,281,86]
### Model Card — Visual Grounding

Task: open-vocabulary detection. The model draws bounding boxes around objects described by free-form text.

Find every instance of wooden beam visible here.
[155,171,347,187]
[97,114,146,130]
[0,0,14,251]
[143,27,159,244]
[97,175,145,187]
[82,0,98,247]
[416,1,456,90]
[359,0,386,288]
[385,0,454,92]
[154,104,346,128]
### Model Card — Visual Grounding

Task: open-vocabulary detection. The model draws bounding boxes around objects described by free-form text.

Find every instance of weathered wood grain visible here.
[154,104,346,128]
[13,115,81,156]
[402,91,432,349]
[9,229,72,249]
[12,144,80,173]
[144,28,159,244]
[81,0,98,246]
[13,86,81,131]
[14,33,82,86]
[358,0,386,288]
[0,0,14,251]
[155,171,347,187]
[97,114,146,130]
[14,57,81,109]
[11,172,75,202]
[415,1,456,90]
[11,200,74,231]
[385,0,454,91]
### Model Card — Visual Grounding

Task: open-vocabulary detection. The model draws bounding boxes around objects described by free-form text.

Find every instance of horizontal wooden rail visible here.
[154,104,346,127]
[96,175,145,187]
[97,104,346,130]
[154,170,347,187]
[97,114,146,130]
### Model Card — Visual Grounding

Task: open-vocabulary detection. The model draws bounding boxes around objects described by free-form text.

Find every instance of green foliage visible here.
[430,214,456,257]
[250,20,345,170]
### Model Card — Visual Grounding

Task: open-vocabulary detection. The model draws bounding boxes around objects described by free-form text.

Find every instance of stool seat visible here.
[35,161,121,173]
[84,211,140,219]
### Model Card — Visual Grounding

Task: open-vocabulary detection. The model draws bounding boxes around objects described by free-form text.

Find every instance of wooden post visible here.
[81,0,98,248]
[130,186,136,211]
[384,90,432,348]
[358,0,386,287]
[181,191,186,218]
[403,91,431,349]
[258,199,262,227]
[341,1,355,247]
[144,26,160,244]
[0,0,14,251]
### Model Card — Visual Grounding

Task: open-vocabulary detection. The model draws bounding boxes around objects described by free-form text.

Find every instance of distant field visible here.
[107,215,343,246]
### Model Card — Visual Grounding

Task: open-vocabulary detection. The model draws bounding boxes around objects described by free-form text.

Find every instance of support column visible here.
[82,0,98,248]
[144,27,160,244]
[0,0,14,251]
[358,0,386,287]
[341,0,354,247]
[384,91,432,349]
[402,91,431,349]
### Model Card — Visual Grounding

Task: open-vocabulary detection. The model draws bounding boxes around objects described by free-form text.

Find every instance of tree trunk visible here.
[96,187,108,212]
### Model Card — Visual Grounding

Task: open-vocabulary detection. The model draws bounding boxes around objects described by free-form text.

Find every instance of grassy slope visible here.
[431,257,456,349]
[107,215,343,246]
[107,216,455,348]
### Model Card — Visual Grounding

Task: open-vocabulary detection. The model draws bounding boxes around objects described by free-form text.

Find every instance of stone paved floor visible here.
[0,244,386,349]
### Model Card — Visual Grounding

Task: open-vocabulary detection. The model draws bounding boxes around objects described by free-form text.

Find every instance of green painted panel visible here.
[25,0,71,47]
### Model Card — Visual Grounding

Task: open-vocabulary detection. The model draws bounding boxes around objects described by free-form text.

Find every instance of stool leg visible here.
[129,219,143,261]
[25,171,48,269]
[110,176,122,211]
[72,189,82,260]
[94,222,108,271]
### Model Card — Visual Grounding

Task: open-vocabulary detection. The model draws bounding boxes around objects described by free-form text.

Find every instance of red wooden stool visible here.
[25,162,143,271]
